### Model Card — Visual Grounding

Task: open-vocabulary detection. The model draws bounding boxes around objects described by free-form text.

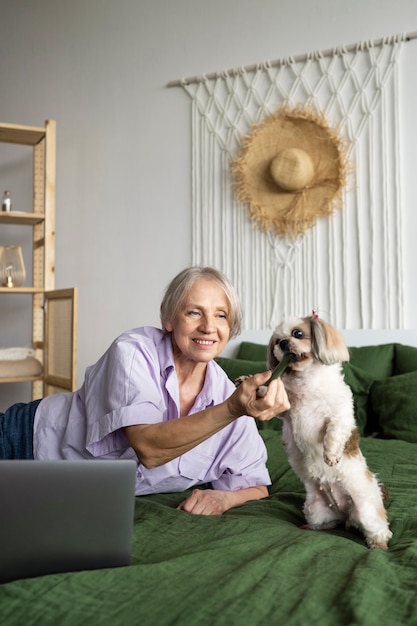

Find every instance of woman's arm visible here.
[177,485,269,515]
[125,371,289,468]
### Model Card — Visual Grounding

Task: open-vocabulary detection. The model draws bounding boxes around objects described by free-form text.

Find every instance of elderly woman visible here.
[1,266,289,514]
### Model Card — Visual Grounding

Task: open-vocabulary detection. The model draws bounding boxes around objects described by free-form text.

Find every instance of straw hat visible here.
[232,105,349,239]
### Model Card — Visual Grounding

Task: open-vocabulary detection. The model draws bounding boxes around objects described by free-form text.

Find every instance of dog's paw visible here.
[366,529,393,550]
[256,385,268,398]
[323,441,344,466]
[234,376,267,399]
[324,452,341,466]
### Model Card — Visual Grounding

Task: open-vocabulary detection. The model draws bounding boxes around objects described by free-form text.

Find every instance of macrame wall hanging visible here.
[168,33,412,330]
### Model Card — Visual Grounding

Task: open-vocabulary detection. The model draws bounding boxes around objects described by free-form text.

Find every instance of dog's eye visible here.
[292,329,304,339]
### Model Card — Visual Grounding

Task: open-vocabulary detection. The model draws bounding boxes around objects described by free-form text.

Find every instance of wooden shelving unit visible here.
[0,120,77,398]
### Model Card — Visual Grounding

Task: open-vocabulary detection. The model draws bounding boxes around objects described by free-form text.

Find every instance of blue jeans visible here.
[0,399,42,459]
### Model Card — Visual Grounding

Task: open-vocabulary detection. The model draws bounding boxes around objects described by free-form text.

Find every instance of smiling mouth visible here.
[193,339,216,346]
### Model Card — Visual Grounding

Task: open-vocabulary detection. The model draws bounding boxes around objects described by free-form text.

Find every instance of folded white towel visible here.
[0,347,36,361]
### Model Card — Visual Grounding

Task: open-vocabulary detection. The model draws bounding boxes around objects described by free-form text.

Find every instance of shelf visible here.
[0,287,46,294]
[0,211,45,225]
[0,122,45,146]
[0,374,43,384]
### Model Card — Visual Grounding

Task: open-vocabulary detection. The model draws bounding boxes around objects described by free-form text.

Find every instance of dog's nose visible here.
[279,339,289,352]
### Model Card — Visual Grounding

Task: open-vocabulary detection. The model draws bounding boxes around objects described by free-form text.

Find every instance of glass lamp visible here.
[0,245,26,288]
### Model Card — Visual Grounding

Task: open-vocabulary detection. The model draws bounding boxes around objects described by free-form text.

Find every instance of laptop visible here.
[0,460,137,583]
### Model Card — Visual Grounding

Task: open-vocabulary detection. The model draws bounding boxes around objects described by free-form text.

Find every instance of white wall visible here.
[1,0,417,409]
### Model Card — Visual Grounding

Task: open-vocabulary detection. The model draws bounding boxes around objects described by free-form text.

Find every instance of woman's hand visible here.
[227,372,290,422]
[177,485,268,515]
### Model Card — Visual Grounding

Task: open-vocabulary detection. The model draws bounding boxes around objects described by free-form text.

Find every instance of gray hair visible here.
[160,266,242,339]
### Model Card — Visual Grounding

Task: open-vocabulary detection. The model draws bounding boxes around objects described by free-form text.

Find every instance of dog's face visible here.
[267,315,350,372]
[267,317,314,372]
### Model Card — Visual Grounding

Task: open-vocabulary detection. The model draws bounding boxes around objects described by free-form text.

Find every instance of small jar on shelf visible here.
[2,190,12,212]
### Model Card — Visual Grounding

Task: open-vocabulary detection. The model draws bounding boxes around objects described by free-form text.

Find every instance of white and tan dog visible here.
[266,313,392,549]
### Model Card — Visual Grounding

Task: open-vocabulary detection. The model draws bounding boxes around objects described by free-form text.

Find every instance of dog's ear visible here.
[267,332,280,370]
[309,316,350,365]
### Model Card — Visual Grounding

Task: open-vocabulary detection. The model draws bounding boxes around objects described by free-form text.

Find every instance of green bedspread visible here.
[1,432,417,626]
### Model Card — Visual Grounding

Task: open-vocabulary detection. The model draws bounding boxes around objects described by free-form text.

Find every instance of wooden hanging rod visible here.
[167,30,417,88]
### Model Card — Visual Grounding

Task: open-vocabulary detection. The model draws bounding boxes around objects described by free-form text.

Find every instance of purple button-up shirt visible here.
[33,327,271,495]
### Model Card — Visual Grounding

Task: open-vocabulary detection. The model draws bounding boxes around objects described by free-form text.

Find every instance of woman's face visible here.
[166,278,231,363]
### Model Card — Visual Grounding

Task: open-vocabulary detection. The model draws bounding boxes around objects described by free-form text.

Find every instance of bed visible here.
[1,334,417,625]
